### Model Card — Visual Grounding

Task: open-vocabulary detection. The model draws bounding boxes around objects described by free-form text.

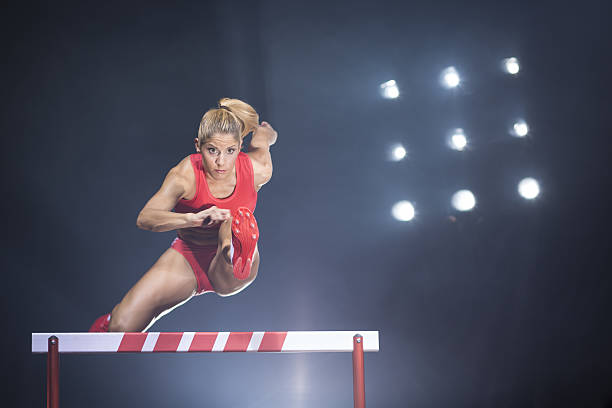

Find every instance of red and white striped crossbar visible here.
[32,331,379,353]
[34,331,377,408]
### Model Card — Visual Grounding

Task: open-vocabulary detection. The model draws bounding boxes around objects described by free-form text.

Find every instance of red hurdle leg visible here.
[352,334,365,408]
[47,336,59,408]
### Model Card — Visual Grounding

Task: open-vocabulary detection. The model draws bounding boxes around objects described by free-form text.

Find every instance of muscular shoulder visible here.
[170,155,196,199]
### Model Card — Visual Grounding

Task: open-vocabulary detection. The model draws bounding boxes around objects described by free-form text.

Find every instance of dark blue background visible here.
[4,0,612,406]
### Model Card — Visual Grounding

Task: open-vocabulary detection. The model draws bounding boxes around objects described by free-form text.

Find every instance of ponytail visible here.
[197,98,259,145]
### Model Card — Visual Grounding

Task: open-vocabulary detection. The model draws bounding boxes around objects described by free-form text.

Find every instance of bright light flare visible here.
[380,80,400,99]
[451,190,476,212]
[390,144,407,161]
[440,66,460,88]
[503,57,520,75]
[392,200,415,222]
[448,128,468,151]
[518,177,540,199]
[511,120,529,137]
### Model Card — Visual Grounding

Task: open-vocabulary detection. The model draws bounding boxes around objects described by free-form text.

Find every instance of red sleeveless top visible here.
[174,152,258,218]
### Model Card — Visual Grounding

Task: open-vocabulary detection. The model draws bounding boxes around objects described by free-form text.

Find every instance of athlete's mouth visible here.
[215,169,227,173]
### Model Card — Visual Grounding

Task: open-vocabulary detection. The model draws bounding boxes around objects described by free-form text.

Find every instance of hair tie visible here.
[219,105,232,113]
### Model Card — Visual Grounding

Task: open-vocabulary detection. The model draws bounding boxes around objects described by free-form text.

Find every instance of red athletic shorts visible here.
[170,237,216,295]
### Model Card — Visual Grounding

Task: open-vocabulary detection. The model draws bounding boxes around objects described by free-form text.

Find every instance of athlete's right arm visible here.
[136,165,230,232]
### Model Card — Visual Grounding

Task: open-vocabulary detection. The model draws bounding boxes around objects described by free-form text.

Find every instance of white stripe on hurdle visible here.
[282,331,379,352]
[142,332,159,352]
[247,331,265,351]
[177,332,195,352]
[212,332,230,352]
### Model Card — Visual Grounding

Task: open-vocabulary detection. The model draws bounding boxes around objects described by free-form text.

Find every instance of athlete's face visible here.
[195,133,241,179]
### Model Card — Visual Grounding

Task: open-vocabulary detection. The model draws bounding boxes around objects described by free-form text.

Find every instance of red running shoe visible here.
[89,313,111,332]
[231,207,259,280]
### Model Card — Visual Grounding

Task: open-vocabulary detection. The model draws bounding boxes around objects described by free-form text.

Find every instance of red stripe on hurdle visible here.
[118,333,148,352]
[258,332,288,352]
[188,332,218,352]
[153,333,183,352]
[224,332,253,352]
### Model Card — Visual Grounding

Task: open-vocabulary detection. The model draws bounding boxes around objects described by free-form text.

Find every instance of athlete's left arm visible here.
[247,121,277,190]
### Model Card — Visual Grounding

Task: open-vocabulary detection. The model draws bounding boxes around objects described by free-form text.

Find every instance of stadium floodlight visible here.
[391,200,415,221]
[451,190,476,212]
[449,128,468,151]
[518,177,540,199]
[380,80,400,99]
[503,57,520,75]
[389,144,407,161]
[440,66,460,88]
[511,119,529,137]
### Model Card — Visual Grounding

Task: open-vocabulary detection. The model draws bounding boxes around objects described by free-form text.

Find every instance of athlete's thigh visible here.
[117,248,197,316]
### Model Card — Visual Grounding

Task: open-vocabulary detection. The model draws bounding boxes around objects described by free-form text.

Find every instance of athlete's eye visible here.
[207,148,217,154]
[227,148,236,154]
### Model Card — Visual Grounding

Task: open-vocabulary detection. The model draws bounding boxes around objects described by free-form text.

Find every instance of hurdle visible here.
[33,330,379,408]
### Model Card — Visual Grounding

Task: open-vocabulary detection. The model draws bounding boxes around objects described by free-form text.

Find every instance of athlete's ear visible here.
[194,138,201,153]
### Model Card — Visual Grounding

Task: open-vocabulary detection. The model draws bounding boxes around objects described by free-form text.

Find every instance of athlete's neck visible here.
[205,165,236,184]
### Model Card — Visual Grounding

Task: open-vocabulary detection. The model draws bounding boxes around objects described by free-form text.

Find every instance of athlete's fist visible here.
[254,121,278,146]
[187,206,231,227]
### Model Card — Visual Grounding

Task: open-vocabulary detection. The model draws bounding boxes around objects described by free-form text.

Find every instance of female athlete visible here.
[89,97,277,332]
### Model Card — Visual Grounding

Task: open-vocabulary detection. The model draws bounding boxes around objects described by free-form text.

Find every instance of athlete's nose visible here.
[216,154,225,167]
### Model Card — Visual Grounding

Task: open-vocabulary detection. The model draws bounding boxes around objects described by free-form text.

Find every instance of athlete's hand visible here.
[254,121,278,146]
[187,206,231,227]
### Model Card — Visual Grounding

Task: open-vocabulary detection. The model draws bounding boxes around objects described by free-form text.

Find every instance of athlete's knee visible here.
[108,304,143,332]
[108,313,130,332]
[215,288,235,297]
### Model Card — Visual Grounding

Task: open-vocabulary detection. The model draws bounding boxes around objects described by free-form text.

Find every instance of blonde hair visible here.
[197,98,259,146]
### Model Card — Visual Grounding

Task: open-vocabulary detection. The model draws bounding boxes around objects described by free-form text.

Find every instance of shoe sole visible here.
[231,207,259,280]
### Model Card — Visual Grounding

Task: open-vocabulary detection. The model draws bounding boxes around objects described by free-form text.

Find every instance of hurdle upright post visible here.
[47,336,59,408]
[352,334,365,408]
